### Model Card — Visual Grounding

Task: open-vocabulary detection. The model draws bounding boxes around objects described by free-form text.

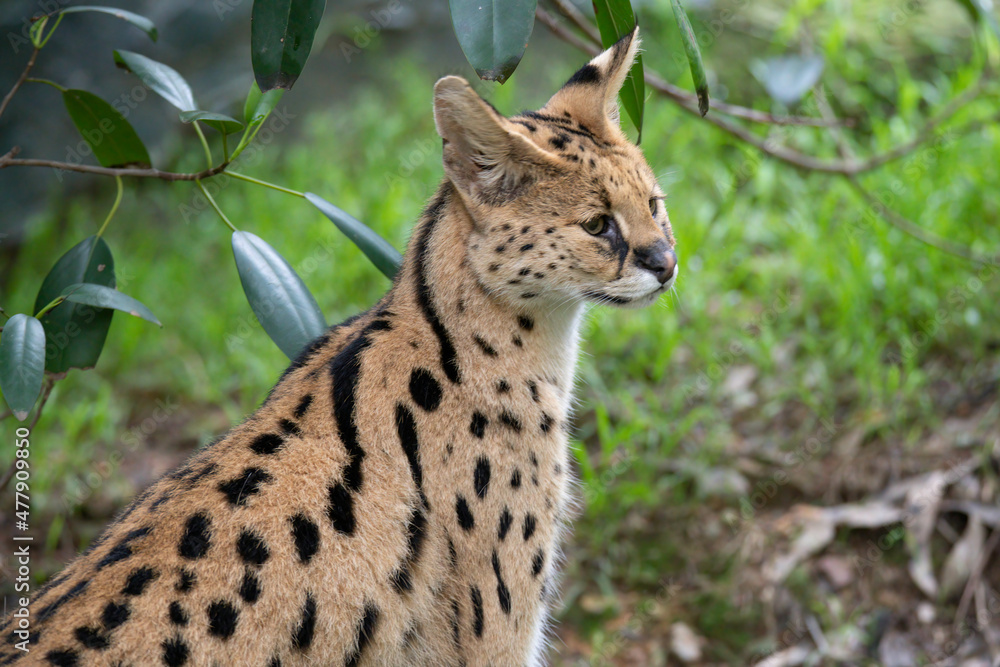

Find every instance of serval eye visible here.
[649,198,658,217]
[582,215,611,235]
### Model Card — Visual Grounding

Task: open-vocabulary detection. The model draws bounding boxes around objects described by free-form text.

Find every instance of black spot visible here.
[169,601,189,625]
[518,267,532,276]
[519,243,534,253]
[291,514,320,563]
[409,368,443,411]
[218,467,272,506]
[512,336,523,347]
[496,379,510,394]
[488,263,501,272]
[523,514,537,541]
[498,507,513,541]
[530,451,539,467]
[517,316,534,331]
[528,381,539,402]
[250,432,284,455]
[495,244,506,253]
[345,602,380,667]
[101,601,130,629]
[239,570,261,603]
[532,549,545,577]
[175,569,196,592]
[327,482,356,535]
[96,526,150,570]
[499,411,522,433]
[470,412,488,438]
[293,593,317,651]
[541,413,554,433]
[280,419,301,437]
[122,567,157,596]
[178,513,212,559]
[236,530,270,565]
[294,394,314,418]
[474,457,491,500]
[73,626,108,649]
[268,659,281,667]
[470,586,484,638]
[414,187,462,384]
[44,650,79,667]
[207,600,239,638]
[391,506,427,594]
[37,579,89,622]
[521,292,537,299]
[456,495,475,531]
[369,318,393,331]
[162,636,189,667]
[492,550,512,615]
[510,469,522,488]
[395,404,426,505]
[545,227,555,234]
[473,335,498,357]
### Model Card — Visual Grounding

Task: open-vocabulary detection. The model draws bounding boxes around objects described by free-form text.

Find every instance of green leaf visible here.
[33,236,116,373]
[60,283,162,327]
[231,231,327,359]
[670,0,709,116]
[251,0,327,92]
[179,110,243,135]
[0,315,46,421]
[62,90,151,168]
[953,0,1000,40]
[449,0,537,83]
[305,192,402,281]
[113,50,196,111]
[592,0,645,140]
[60,5,158,41]
[750,55,825,107]
[243,81,284,126]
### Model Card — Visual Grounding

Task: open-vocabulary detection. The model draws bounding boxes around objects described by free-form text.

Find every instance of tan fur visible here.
[1,28,676,667]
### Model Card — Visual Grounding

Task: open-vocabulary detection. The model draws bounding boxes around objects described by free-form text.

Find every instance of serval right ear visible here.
[542,25,641,139]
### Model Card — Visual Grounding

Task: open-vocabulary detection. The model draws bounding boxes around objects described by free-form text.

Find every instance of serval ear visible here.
[433,76,558,207]
[542,26,640,139]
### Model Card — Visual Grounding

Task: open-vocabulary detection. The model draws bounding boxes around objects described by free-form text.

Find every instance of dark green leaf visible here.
[243,80,284,126]
[60,283,161,327]
[251,0,327,92]
[179,110,243,135]
[592,0,645,140]
[0,315,46,421]
[670,0,709,116]
[305,192,402,280]
[113,50,196,111]
[62,90,151,168]
[449,0,537,83]
[33,236,116,373]
[750,55,825,107]
[231,231,327,359]
[61,5,158,41]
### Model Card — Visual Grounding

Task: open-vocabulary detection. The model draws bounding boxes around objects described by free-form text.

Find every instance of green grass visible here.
[2,0,999,660]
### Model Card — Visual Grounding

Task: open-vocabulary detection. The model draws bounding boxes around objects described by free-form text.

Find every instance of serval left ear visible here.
[542,25,641,139]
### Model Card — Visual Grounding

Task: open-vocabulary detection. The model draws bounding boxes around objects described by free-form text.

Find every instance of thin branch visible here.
[0,149,231,181]
[0,48,40,121]
[537,6,992,173]
[540,3,851,128]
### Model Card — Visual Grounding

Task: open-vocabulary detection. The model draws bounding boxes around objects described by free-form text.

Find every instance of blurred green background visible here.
[1,0,999,664]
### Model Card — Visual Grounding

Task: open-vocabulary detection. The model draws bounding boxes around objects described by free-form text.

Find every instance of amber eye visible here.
[583,215,611,235]
[649,198,659,217]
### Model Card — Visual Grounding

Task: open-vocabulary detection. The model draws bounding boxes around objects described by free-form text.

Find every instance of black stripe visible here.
[395,404,426,506]
[414,186,462,384]
[491,550,512,615]
[345,602,380,667]
[292,593,317,651]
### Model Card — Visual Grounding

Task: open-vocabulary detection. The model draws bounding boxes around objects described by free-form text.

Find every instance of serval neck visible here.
[395,181,584,399]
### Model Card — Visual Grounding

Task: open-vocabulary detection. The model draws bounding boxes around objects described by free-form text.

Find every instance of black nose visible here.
[634,243,676,283]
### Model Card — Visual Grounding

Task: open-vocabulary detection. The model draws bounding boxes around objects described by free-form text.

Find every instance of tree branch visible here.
[0,147,231,181]
[0,48,40,121]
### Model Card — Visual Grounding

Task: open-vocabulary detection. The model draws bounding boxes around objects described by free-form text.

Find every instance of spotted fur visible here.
[1,27,677,666]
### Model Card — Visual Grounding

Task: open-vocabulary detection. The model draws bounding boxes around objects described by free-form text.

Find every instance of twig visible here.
[537,7,993,174]
[0,48,39,121]
[539,4,851,128]
[0,151,231,181]
[954,526,1000,630]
